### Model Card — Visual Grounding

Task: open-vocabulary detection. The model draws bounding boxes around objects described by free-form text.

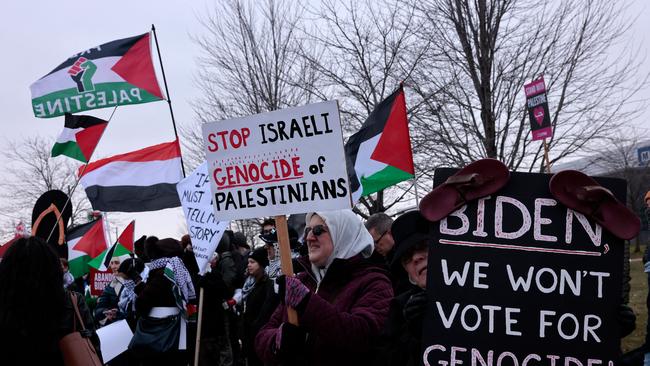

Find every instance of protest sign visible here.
[524,77,553,141]
[423,169,624,366]
[96,319,133,362]
[176,162,229,274]
[637,145,650,167]
[201,101,351,221]
[89,268,115,296]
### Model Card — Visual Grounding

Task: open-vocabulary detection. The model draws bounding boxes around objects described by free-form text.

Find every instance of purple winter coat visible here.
[255,254,393,365]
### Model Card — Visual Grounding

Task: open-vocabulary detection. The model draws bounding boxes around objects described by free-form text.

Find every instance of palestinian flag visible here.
[344,86,414,203]
[67,219,108,278]
[79,140,183,212]
[51,113,108,163]
[88,221,134,270]
[30,33,164,118]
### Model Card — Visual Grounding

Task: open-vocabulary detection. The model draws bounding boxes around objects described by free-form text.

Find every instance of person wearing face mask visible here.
[374,210,432,366]
[255,209,393,366]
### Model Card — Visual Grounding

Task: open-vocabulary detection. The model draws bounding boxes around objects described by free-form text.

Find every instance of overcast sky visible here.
[1,0,648,241]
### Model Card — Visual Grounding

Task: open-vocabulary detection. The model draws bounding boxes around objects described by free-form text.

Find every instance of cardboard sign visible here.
[524,77,553,141]
[423,170,623,366]
[201,101,351,221]
[176,162,230,274]
[90,268,115,296]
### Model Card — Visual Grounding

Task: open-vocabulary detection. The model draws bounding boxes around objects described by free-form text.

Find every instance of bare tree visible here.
[183,0,319,169]
[409,0,648,176]
[0,136,92,241]
[185,0,319,230]
[301,0,431,217]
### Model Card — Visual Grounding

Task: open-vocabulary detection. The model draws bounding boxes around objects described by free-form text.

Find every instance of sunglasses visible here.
[373,230,388,245]
[305,225,328,237]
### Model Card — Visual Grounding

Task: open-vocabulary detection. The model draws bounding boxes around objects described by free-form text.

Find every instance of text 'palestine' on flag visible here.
[88,221,135,271]
[67,219,108,278]
[344,86,414,203]
[52,113,108,163]
[30,32,164,118]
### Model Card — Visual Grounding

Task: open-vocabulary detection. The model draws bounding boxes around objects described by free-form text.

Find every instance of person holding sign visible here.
[255,209,393,366]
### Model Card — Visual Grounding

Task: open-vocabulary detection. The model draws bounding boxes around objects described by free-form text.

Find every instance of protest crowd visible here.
[0,16,648,366]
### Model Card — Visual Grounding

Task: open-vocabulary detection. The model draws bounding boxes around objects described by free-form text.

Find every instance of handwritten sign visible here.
[176,162,229,274]
[201,101,351,221]
[90,269,115,296]
[524,77,553,141]
[423,170,623,366]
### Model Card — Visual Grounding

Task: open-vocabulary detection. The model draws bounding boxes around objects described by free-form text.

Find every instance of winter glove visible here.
[277,275,311,310]
[274,322,307,355]
[403,291,428,336]
[617,303,636,338]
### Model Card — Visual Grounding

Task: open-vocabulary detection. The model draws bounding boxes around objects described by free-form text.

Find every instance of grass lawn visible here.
[622,245,648,352]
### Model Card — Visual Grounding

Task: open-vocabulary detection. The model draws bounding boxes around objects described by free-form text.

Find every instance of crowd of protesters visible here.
[0,203,643,365]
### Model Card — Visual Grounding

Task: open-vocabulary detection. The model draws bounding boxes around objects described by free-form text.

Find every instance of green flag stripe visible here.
[32,82,162,118]
[87,248,108,270]
[68,255,91,278]
[87,243,131,270]
[360,165,414,196]
[52,141,87,162]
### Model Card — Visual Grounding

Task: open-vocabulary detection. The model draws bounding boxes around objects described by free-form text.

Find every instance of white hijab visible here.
[305,209,374,283]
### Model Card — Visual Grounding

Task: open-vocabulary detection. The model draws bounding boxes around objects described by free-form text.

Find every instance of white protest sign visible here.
[176,162,230,274]
[96,319,133,362]
[201,101,352,221]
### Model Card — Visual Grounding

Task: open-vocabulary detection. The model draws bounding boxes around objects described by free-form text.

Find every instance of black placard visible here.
[422,169,624,366]
[524,77,553,141]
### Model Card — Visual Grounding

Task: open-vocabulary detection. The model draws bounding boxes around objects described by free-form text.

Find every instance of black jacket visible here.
[242,275,279,366]
[374,285,422,366]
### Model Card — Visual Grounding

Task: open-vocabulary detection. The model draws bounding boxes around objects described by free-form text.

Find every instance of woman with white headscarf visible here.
[255,209,394,366]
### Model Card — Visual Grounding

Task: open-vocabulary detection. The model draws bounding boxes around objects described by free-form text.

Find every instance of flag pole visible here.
[151,24,186,178]
[46,107,118,243]
[542,139,552,173]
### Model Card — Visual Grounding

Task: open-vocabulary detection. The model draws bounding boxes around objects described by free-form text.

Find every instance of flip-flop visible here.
[420,159,510,222]
[549,170,640,240]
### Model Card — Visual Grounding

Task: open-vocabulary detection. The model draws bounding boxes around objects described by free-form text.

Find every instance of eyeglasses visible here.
[305,225,328,237]
[373,230,388,245]
[261,228,275,235]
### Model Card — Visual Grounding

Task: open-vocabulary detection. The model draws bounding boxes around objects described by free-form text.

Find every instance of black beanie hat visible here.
[248,247,269,268]
[146,237,183,260]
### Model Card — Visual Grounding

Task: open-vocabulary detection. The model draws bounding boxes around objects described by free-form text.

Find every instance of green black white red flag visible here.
[344,86,415,203]
[66,219,108,278]
[51,113,108,163]
[30,33,164,118]
[88,220,135,271]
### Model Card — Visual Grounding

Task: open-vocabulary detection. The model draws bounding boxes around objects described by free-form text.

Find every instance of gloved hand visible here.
[274,322,306,355]
[403,291,427,335]
[222,298,237,310]
[277,275,311,310]
[617,303,636,338]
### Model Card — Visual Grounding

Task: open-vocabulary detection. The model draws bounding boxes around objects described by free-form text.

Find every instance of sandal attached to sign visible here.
[549,170,640,240]
[419,158,510,222]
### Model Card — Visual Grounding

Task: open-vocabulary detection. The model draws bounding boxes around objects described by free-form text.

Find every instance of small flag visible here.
[79,140,183,212]
[88,220,135,270]
[52,113,108,163]
[344,86,415,203]
[67,219,108,278]
[31,33,164,118]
